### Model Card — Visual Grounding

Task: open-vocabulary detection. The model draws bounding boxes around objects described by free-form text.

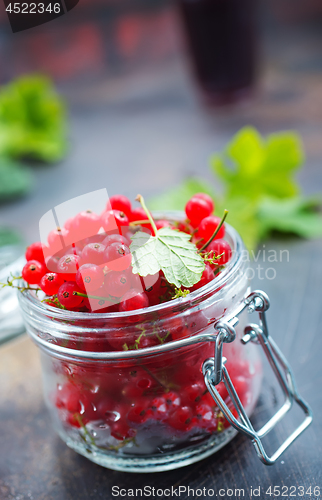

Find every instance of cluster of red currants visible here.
[21,193,232,313]
[55,353,251,440]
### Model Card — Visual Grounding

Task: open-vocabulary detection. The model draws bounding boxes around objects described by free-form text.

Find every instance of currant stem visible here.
[129,220,151,227]
[141,364,171,392]
[107,436,137,451]
[135,194,158,236]
[9,274,23,283]
[74,414,96,446]
[0,281,41,292]
[73,291,114,302]
[198,210,229,253]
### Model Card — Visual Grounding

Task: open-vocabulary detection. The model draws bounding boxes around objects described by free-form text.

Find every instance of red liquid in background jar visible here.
[178,0,257,105]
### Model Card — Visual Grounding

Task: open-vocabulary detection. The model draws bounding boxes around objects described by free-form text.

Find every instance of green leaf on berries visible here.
[130,227,205,288]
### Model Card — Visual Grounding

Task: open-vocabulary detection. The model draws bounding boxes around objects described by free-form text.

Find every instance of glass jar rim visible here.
[18,214,245,321]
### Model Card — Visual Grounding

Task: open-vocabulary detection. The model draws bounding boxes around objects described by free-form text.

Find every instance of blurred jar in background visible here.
[177,0,257,105]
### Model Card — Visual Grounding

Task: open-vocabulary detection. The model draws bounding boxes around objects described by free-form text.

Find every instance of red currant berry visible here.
[165,316,185,341]
[165,392,181,409]
[104,242,131,272]
[185,196,212,228]
[75,264,105,292]
[108,330,130,351]
[149,397,167,420]
[141,271,160,291]
[81,242,106,265]
[130,272,142,290]
[119,289,149,311]
[83,234,107,246]
[181,383,204,405]
[175,221,194,235]
[197,215,225,243]
[216,381,229,401]
[129,207,148,223]
[56,382,82,413]
[104,270,132,297]
[25,242,46,264]
[47,227,69,251]
[123,230,134,244]
[40,272,64,295]
[88,292,114,312]
[101,210,129,232]
[109,195,132,219]
[79,295,91,311]
[112,210,129,228]
[122,373,152,398]
[155,220,171,230]
[102,234,130,247]
[71,210,102,243]
[136,335,159,349]
[57,281,84,309]
[65,413,82,428]
[194,193,214,214]
[64,245,82,257]
[207,239,232,267]
[195,403,215,429]
[22,260,46,284]
[191,263,214,291]
[168,406,193,431]
[225,359,250,378]
[57,254,81,280]
[63,217,75,231]
[110,421,134,441]
[45,254,61,273]
[96,398,117,422]
[127,402,148,424]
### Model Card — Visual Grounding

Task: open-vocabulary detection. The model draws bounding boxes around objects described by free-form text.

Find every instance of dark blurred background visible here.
[0,0,322,242]
[0,0,321,85]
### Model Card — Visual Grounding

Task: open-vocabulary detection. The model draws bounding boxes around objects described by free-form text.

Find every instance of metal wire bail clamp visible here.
[202,290,313,465]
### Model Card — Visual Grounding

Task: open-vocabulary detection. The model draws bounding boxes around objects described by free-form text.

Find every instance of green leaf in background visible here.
[149,178,216,211]
[0,75,67,163]
[258,196,322,239]
[210,127,303,201]
[0,157,33,202]
[0,227,22,247]
[215,195,262,252]
[131,227,205,288]
[149,127,322,252]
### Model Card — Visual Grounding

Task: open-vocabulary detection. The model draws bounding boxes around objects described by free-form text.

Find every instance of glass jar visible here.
[19,217,264,472]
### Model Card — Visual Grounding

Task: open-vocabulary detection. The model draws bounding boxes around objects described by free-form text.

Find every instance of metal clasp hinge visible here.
[202,290,313,465]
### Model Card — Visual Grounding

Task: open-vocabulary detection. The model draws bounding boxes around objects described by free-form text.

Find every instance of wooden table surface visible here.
[1,22,322,500]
